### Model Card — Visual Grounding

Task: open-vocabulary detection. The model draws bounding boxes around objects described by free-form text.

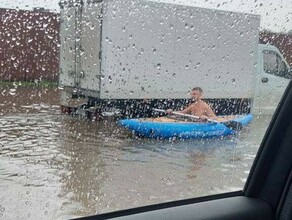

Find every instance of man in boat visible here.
[166,87,217,121]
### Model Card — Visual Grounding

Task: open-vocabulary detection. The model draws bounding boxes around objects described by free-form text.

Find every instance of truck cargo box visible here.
[59,0,260,101]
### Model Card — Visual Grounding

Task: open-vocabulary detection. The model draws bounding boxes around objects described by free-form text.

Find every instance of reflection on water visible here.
[0,88,271,219]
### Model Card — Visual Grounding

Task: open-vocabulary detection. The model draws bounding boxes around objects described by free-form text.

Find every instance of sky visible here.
[0,0,291,33]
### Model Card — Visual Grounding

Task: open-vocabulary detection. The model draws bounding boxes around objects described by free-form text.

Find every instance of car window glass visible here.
[263,50,290,79]
[263,51,279,74]
[0,0,291,219]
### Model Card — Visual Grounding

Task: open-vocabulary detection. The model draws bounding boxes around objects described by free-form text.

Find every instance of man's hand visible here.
[200,115,209,121]
[166,109,173,114]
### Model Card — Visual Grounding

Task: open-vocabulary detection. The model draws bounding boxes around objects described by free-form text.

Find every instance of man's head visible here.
[190,87,203,101]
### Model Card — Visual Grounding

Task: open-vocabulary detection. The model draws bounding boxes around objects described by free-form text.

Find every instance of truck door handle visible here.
[262,77,268,83]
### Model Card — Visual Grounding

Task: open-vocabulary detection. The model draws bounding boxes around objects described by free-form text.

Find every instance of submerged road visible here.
[0,87,272,219]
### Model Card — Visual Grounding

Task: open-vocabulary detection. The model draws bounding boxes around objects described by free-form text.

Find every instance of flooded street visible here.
[0,87,272,219]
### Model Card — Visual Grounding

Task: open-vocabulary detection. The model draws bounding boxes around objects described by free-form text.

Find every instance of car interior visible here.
[1,1,291,220]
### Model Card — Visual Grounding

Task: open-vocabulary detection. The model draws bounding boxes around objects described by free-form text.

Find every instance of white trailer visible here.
[58,0,290,118]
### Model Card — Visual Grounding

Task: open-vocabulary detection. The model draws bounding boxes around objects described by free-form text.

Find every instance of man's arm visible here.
[203,104,217,119]
[179,104,193,114]
[166,104,192,115]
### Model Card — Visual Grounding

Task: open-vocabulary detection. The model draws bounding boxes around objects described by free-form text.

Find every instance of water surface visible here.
[0,87,271,219]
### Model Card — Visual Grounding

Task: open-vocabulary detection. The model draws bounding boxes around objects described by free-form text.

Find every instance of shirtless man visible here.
[167,87,217,120]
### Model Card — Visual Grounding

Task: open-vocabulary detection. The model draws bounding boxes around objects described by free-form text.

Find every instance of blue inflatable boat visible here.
[119,114,253,139]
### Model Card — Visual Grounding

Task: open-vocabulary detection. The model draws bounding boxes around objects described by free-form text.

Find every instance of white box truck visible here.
[58,0,291,118]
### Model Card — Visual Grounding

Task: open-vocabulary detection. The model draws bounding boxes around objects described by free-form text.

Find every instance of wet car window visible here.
[0,0,291,219]
[263,51,280,74]
[263,50,289,77]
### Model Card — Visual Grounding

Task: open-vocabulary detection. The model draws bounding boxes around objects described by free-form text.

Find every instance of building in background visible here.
[0,8,59,81]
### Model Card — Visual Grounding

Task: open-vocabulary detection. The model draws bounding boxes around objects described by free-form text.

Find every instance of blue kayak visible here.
[119,114,253,139]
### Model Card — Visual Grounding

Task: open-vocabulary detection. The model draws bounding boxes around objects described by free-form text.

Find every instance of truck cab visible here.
[252,44,291,115]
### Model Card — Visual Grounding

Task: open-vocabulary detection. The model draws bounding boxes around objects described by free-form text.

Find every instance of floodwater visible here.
[0,87,273,220]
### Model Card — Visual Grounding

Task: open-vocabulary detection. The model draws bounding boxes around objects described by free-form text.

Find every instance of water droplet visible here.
[108,76,112,83]
[90,24,95,30]
[9,89,16,96]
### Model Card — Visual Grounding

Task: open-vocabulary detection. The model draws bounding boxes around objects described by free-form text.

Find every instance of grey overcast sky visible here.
[0,0,291,33]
